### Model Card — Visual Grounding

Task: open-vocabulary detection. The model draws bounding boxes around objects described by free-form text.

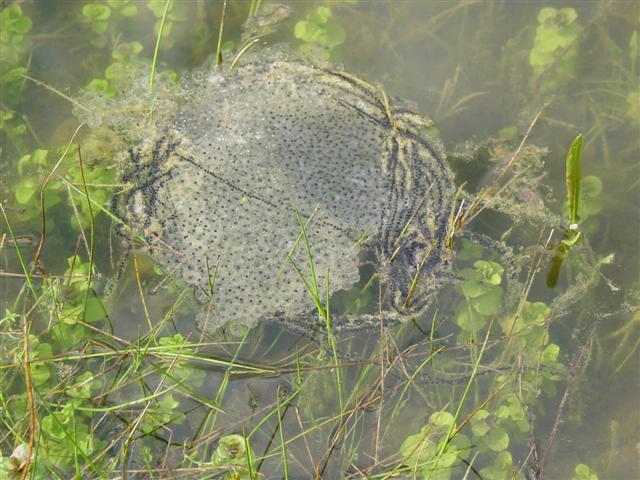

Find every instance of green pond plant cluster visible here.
[1,1,637,479]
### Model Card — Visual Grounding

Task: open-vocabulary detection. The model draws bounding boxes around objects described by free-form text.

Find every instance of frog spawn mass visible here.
[89,59,456,332]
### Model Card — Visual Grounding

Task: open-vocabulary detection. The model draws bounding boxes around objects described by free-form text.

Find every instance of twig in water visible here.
[538,330,594,476]
[32,122,86,272]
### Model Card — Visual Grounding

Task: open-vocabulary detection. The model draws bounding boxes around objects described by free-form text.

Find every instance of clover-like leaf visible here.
[112,41,143,62]
[484,427,509,452]
[470,409,490,437]
[455,303,488,332]
[558,8,578,25]
[520,301,550,326]
[82,4,111,21]
[573,463,599,480]
[294,20,322,43]
[430,411,455,428]
[581,175,602,198]
[475,260,504,285]
[470,285,503,315]
[400,410,455,467]
[479,451,514,480]
[537,7,558,24]
[457,239,484,261]
[309,6,332,24]
[1,67,26,84]
[212,434,251,465]
[147,1,170,18]
[460,279,490,298]
[541,343,560,363]
[32,148,48,166]
[120,4,138,17]
[158,394,179,412]
[15,177,37,204]
[1,6,33,34]
[67,371,101,399]
[87,78,110,93]
[295,6,345,50]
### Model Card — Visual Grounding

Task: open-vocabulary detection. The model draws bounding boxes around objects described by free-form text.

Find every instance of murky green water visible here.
[1,1,638,479]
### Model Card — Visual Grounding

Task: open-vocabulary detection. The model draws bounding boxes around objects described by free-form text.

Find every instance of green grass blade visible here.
[324,267,344,413]
[276,387,289,479]
[215,0,228,66]
[76,140,96,324]
[148,0,171,92]
[294,209,322,315]
[429,318,493,478]
[0,204,38,300]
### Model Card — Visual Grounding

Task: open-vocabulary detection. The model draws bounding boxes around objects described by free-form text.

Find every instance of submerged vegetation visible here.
[1,1,638,479]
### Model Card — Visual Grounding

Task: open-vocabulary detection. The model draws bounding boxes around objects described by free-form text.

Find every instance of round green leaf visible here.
[310,6,332,24]
[470,410,490,437]
[537,7,558,24]
[1,67,27,84]
[212,434,250,465]
[498,126,518,140]
[541,343,560,363]
[120,4,138,17]
[574,463,598,480]
[484,427,509,452]
[32,149,48,166]
[10,15,32,34]
[521,301,550,325]
[581,175,602,198]
[475,260,503,285]
[558,8,578,25]
[322,21,346,48]
[461,279,490,298]
[82,4,111,21]
[15,177,37,204]
[455,304,488,332]
[430,410,455,428]
[470,285,503,315]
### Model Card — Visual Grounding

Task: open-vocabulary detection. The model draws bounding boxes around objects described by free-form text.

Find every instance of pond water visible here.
[1,1,638,479]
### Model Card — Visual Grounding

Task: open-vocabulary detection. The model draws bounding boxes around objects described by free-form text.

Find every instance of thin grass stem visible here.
[149,0,171,92]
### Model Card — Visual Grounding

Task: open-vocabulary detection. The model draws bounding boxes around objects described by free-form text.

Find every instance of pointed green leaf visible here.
[566,133,583,225]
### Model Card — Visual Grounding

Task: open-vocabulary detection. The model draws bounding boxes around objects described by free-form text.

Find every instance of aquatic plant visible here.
[529,7,581,93]
[294,5,346,60]
[547,134,591,287]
